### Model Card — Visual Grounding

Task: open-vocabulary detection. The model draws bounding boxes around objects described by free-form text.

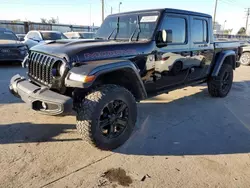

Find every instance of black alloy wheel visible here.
[99,100,129,139]
[221,71,232,93]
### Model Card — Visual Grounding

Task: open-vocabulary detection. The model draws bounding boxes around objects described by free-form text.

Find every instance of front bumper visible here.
[0,52,27,62]
[9,74,73,116]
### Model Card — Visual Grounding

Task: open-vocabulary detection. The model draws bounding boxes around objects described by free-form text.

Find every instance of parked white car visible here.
[23,30,67,49]
[154,52,205,75]
[64,32,95,39]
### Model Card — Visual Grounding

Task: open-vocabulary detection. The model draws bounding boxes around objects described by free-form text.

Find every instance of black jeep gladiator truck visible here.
[10,8,241,150]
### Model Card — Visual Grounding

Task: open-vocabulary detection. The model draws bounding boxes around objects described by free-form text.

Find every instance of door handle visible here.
[198,44,208,47]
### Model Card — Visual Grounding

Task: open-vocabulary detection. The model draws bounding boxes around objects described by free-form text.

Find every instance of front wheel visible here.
[76,85,137,150]
[207,64,233,98]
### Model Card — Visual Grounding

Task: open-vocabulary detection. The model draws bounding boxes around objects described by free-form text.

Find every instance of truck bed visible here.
[214,41,241,49]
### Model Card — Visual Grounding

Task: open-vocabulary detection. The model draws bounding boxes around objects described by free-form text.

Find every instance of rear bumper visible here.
[9,74,73,116]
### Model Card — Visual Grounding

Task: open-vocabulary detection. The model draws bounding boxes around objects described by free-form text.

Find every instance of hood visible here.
[30,39,154,66]
[0,40,25,47]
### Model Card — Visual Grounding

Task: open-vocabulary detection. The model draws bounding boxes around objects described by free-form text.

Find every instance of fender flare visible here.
[211,50,236,77]
[65,59,147,100]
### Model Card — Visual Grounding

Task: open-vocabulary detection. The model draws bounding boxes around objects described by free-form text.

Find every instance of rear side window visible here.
[41,32,67,40]
[192,19,208,43]
[161,16,186,44]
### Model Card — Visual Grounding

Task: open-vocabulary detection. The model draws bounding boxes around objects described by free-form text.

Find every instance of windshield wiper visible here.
[108,17,120,40]
[129,15,141,42]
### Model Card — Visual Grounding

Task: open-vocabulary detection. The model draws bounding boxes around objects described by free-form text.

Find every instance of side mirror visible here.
[156,29,173,47]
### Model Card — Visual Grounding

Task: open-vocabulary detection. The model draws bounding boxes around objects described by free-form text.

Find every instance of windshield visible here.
[95,12,159,40]
[0,31,18,41]
[41,32,67,40]
[79,33,95,39]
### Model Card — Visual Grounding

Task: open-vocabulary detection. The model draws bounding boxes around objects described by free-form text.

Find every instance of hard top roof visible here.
[110,8,211,18]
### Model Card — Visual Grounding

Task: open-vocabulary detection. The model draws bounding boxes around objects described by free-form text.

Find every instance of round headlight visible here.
[59,63,66,76]
[52,60,66,77]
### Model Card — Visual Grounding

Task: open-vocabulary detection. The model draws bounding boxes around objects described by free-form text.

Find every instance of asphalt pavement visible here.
[1,63,250,188]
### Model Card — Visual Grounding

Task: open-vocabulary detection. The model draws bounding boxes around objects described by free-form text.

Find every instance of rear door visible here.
[187,16,214,81]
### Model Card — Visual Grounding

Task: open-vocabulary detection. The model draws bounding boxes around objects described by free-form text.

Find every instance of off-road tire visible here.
[240,52,250,66]
[207,64,233,98]
[76,84,137,150]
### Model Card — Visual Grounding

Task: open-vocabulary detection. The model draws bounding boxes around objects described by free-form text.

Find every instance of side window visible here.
[161,16,186,44]
[192,19,208,43]
[33,32,41,40]
[26,32,34,39]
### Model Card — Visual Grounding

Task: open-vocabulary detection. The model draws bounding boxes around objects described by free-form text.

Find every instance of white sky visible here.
[0,0,249,34]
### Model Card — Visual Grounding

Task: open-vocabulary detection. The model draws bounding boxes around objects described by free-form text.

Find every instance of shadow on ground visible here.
[0,62,24,104]
[0,61,22,66]
[1,81,250,156]
[0,123,81,144]
[115,81,250,156]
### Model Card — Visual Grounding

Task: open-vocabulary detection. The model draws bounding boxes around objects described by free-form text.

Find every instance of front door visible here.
[154,13,191,90]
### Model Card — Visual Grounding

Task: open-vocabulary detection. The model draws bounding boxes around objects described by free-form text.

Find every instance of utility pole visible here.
[223,20,227,33]
[246,8,250,33]
[111,6,113,14]
[89,4,92,30]
[119,2,122,13]
[101,0,104,23]
[213,0,218,29]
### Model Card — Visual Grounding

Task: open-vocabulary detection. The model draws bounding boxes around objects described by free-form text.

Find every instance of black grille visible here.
[28,52,55,85]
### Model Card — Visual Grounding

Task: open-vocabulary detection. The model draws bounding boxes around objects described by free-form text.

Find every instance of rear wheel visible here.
[207,64,233,97]
[171,61,183,76]
[240,52,250,66]
[76,85,137,150]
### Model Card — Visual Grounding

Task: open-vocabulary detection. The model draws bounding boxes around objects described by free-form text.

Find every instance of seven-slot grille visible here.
[28,52,56,85]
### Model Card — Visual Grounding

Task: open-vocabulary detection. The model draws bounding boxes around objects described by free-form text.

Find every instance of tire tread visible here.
[208,64,233,98]
[76,84,136,149]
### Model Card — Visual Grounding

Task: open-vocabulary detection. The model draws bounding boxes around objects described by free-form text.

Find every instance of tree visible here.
[47,17,57,24]
[40,17,58,24]
[40,18,47,23]
[224,29,233,34]
[237,27,246,35]
[12,19,21,23]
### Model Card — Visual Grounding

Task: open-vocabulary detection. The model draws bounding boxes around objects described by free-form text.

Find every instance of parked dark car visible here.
[0,28,28,62]
[10,8,241,150]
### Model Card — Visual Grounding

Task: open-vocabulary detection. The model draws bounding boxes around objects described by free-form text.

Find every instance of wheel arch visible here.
[242,50,250,53]
[92,67,147,101]
[65,60,147,101]
[211,50,236,77]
